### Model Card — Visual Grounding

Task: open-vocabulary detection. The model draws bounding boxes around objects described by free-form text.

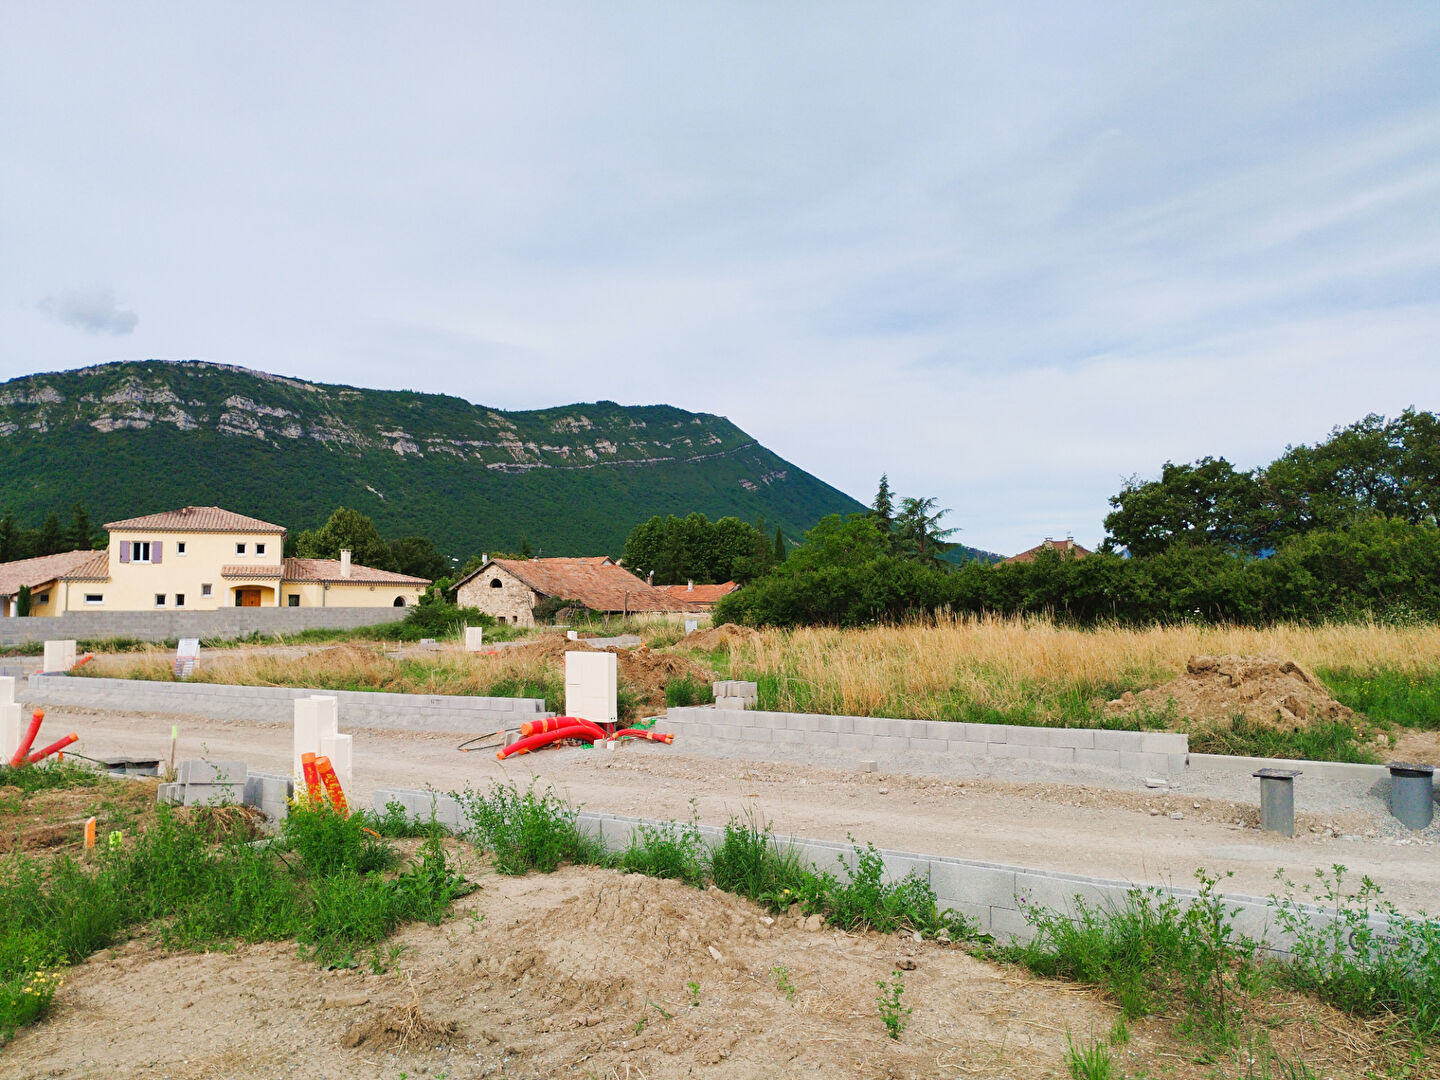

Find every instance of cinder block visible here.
[1119,751,1169,775]
[964,723,1004,743]
[991,743,1029,759]
[739,727,772,743]
[1074,748,1122,770]
[177,759,247,785]
[1049,728,1095,749]
[1026,746,1076,765]
[870,735,909,753]
[1015,871,1127,916]
[156,783,183,804]
[773,728,805,745]
[909,737,949,754]
[0,676,14,704]
[1094,729,1140,752]
[836,732,872,750]
[939,899,991,932]
[988,905,1035,942]
[1006,726,1051,747]
[715,696,751,711]
[784,714,820,731]
[802,730,839,748]
[1140,732,1188,755]
[1166,753,1187,774]
[949,740,990,757]
[850,717,881,736]
[0,701,20,762]
[182,782,243,806]
[928,862,1018,910]
[880,853,930,885]
[320,733,353,791]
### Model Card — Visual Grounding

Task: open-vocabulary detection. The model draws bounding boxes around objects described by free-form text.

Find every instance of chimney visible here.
[481,552,487,565]
[340,549,352,579]
[687,579,694,592]
[647,571,654,584]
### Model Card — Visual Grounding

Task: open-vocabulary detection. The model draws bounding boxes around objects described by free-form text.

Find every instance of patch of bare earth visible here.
[6,864,1421,1080]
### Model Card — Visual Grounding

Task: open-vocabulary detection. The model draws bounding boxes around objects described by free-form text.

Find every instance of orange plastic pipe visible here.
[71,653,95,670]
[315,756,348,815]
[614,728,674,744]
[10,709,44,767]
[301,752,323,802]
[27,732,78,764]
[497,724,605,760]
[521,716,600,737]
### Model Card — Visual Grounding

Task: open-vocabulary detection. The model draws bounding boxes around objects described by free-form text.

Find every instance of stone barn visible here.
[453,556,684,626]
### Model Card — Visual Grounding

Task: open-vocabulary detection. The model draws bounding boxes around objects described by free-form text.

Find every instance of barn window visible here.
[489,578,503,588]
[393,596,406,607]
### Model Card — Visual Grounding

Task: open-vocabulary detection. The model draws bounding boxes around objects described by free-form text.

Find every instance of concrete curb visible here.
[1190,753,1390,783]
[370,787,1400,954]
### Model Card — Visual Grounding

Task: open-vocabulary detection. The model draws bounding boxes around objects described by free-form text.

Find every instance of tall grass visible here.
[706,615,1440,728]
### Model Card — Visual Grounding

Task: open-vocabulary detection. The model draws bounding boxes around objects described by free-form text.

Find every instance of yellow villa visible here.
[0,506,428,616]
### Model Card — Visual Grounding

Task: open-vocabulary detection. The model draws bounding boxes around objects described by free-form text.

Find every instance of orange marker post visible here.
[27,733,78,764]
[83,817,96,849]
[314,755,348,815]
[300,752,323,803]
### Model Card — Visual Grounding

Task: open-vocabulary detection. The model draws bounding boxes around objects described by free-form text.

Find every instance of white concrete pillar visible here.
[293,698,319,780]
[320,732,353,791]
[0,702,21,763]
[42,640,76,673]
[0,675,14,704]
[464,626,484,652]
[564,651,617,724]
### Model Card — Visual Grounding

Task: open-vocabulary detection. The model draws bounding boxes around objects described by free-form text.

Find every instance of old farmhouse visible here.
[454,556,691,626]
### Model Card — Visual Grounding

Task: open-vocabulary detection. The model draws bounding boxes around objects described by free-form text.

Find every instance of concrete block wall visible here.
[22,674,549,733]
[665,707,1188,776]
[0,607,409,647]
[367,790,1387,955]
[160,761,294,818]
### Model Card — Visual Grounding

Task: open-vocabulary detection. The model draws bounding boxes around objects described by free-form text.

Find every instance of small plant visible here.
[876,970,911,1040]
[633,1017,646,1035]
[664,674,713,708]
[617,810,708,888]
[687,980,700,1007]
[459,781,606,875]
[1107,1014,1129,1046]
[1063,1033,1115,1080]
[772,965,796,1000]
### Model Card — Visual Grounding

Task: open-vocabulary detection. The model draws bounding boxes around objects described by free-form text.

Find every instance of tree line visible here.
[717,413,1440,628]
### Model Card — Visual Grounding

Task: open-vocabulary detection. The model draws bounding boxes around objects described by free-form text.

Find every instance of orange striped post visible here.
[300,752,323,802]
[10,709,44,768]
[83,817,96,849]
[314,755,348,815]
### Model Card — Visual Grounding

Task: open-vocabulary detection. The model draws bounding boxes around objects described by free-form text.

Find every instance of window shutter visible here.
[119,541,131,563]
[152,541,163,564]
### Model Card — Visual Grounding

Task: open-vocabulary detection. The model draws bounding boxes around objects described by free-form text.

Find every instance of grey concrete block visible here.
[909,737,950,754]
[949,740,991,757]
[773,728,805,745]
[1015,871,1128,916]
[1119,751,1170,775]
[929,862,1018,909]
[1093,729,1140,751]
[880,853,930,885]
[990,743,1029,759]
[1006,726,1051,747]
[739,727,772,743]
[988,905,1034,942]
[964,723,1004,743]
[178,759,248,785]
[714,696,751,711]
[939,899,991,932]
[836,732,873,751]
[182,782,243,806]
[802,730,839,748]
[1049,728,1095,749]
[1026,746,1076,765]
[1140,732,1188,754]
[828,715,856,734]
[1074,747,1122,770]
[871,735,909,753]
[157,783,182,804]
[850,716,881,736]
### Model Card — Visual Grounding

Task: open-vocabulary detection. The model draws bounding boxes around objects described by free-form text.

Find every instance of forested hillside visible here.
[0,360,864,556]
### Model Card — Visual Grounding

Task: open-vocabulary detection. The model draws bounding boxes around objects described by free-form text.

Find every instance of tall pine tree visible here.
[69,503,93,551]
[37,512,63,556]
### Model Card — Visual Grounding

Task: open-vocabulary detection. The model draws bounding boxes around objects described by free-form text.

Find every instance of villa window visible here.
[35,593,48,605]
[256,543,266,556]
[134,541,152,563]
[154,594,166,607]
[177,542,187,556]
[175,594,185,607]
[235,543,247,556]
[287,595,299,607]
[84,594,103,605]
[489,578,503,588]
[201,583,213,598]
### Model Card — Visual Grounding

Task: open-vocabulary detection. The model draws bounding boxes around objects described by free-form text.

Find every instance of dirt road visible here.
[56,706,1439,914]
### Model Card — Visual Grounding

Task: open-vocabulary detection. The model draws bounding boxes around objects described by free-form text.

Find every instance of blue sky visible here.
[3,3,1438,555]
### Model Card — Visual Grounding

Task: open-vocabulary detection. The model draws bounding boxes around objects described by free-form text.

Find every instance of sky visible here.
[3,3,1439,556]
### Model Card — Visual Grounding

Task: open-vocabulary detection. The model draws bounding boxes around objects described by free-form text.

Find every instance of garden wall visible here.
[0,606,408,646]
[21,674,547,733]
[664,707,1189,776]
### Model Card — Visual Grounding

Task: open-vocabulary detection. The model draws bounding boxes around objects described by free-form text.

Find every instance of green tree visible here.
[37,512,63,556]
[69,503,94,551]
[622,512,772,584]
[773,526,787,564]
[16,584,31,617]
[388,536,448,581]
[894,497,957,567]
[294,507,394,570]
[871,474,894,536]
[1104,457,1267,556]
[0,514,17,563]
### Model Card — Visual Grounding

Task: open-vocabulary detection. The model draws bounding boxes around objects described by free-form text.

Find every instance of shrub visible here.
[616,814,708,888]
[459,782,606,875]
[663,674,713,708]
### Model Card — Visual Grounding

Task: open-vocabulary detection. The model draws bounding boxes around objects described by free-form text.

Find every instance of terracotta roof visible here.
[221,564,285,579]
[658,581,739,607]
[104,506,286,534]
[0,550,108,593]
[64,551,113,581]
[459,557,685,613]
[282,558,430,586]
[1004,538,1094,564]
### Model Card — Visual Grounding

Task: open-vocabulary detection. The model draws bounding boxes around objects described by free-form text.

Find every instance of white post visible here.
[564,651,618,725]
[42,640,77,673]
[293,698,319,781]
[321,732,353,791]
[464,626,484,652]
[0,678,19,762]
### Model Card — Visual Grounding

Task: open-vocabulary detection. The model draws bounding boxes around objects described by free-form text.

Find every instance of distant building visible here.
[453,556,686,626]
[0,505,428,615]
[658,580,739,611]
[1004,536,1094,564]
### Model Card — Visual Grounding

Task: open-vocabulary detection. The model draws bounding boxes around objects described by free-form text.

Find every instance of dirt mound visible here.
[506,636,595,663]
[1111,654,1355,728]
[341,999,459,1051]
[684,623,761,653]
[606,645,714,711]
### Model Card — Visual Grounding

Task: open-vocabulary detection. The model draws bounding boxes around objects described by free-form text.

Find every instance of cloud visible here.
[37,289,138,336]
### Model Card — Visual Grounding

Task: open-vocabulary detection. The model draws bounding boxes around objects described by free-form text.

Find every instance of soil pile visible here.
[1110,654,1355,728]
[605,645,714,711]
[684,623,761,653]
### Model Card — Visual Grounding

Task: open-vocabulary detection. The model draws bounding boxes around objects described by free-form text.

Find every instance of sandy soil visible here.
[7,860,1420,1080]
[53,707,1440,914]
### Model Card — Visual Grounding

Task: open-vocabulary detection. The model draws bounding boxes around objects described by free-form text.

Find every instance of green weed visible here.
[459,781,606,875]
[616,811,708,888]
[0,761,104,795]
[772,965,796,1000]
[1063,1033,1115,1080]
[1187,715,1378,764]
[1318,666,1440,731]
[876,970,910,1039]
[663,675,713,709]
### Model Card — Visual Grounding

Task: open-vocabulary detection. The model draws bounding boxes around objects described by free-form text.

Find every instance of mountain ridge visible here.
[0,359,877,560]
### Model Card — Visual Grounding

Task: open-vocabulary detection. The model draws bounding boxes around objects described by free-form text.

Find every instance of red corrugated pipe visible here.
[27,732,78,764]
[613,728,674,744]
[497,721,606,760]
[10,710,45,768]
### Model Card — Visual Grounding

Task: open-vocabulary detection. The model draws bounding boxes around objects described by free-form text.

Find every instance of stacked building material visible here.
[711,680,758,711]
